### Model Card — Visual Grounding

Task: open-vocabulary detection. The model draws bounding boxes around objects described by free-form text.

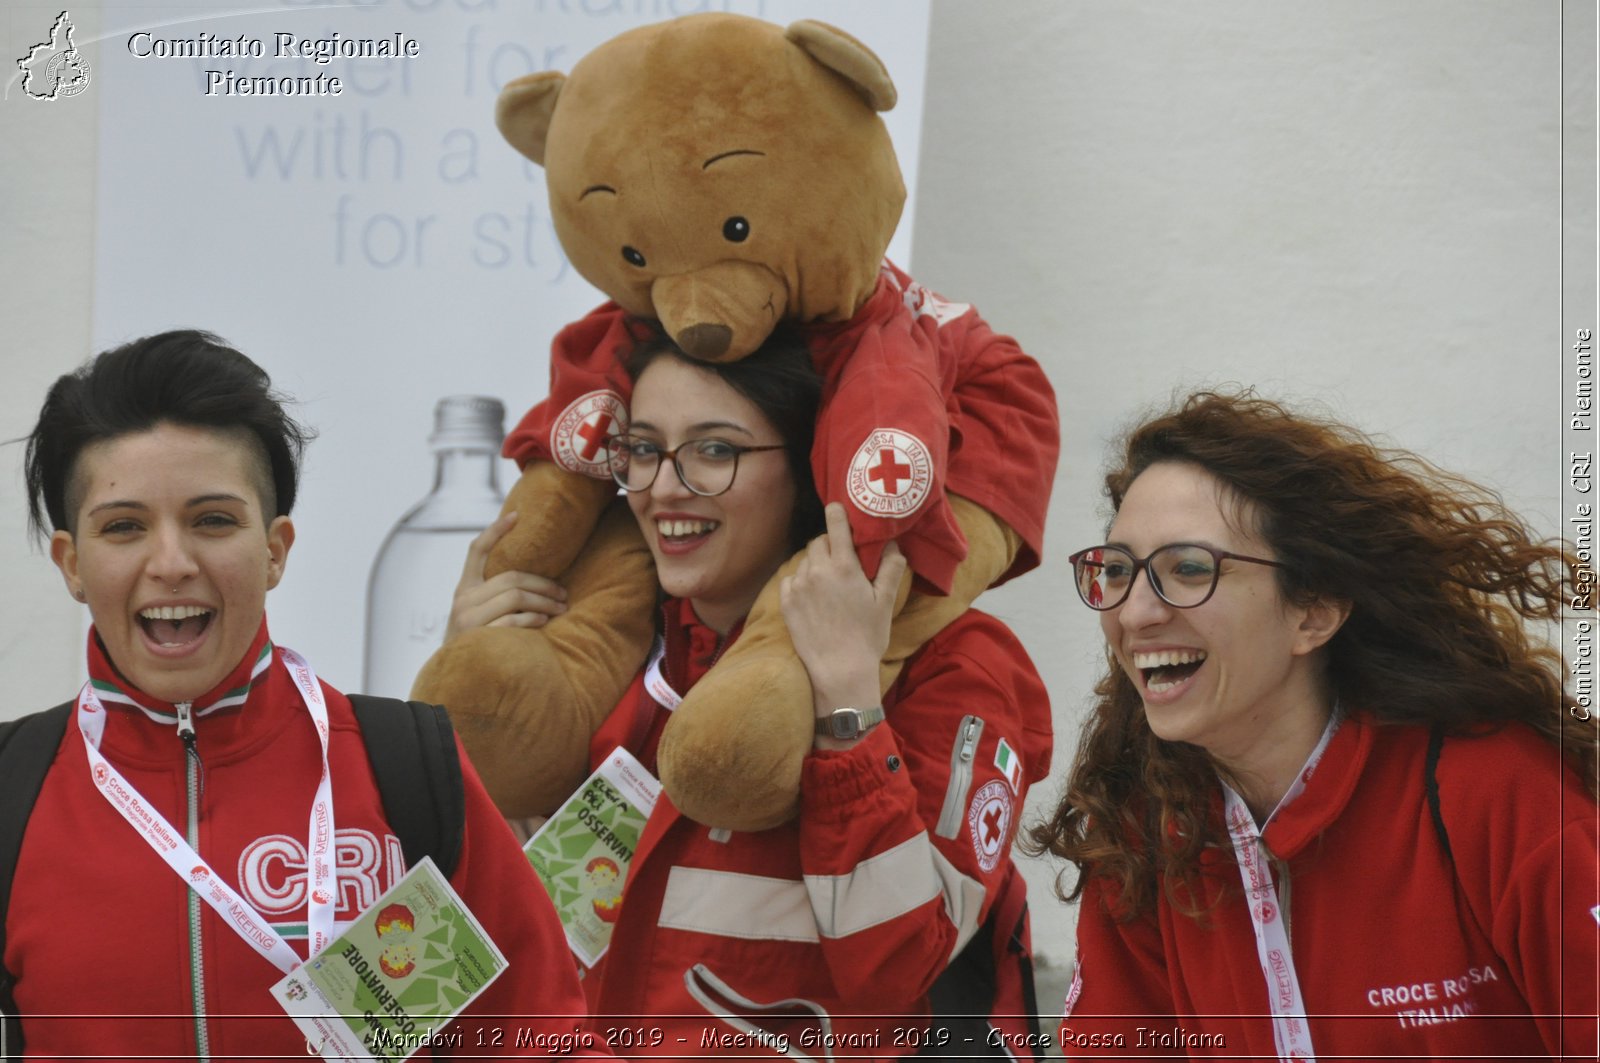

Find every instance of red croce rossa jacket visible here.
[1059,711,1598,1061]
[576,599,1053,1059]
[6,621,605,1060]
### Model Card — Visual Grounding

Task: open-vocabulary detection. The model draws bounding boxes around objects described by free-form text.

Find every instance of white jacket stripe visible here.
[805,832,985,951]
[660,868,821,942]
[659,832,986,956]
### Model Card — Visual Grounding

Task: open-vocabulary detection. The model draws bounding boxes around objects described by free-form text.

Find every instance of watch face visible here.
[821,707,883,739]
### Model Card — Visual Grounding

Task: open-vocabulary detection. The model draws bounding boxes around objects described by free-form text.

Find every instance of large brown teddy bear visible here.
[413,13,1058,831]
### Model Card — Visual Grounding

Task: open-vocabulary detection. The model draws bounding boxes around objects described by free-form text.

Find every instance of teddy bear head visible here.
[496,13,905,362]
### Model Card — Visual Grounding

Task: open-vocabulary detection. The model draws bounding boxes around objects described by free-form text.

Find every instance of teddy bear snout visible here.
[651,261,789,364]
[677,323,734,360]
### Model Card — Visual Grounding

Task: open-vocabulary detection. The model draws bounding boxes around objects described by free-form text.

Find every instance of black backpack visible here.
[922,862,1045,1060]
[0,695,464,1061]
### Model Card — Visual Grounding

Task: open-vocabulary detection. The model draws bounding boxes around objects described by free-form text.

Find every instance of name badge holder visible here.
[1218,714,1340,1063]
[77,646,338,972]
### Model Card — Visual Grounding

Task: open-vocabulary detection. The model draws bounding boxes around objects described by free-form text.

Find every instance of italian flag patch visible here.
[994,738,1022,794]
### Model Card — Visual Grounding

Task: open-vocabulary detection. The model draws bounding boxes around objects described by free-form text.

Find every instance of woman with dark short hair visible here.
[7,330,603,1058]
[1035,390,1597,1060]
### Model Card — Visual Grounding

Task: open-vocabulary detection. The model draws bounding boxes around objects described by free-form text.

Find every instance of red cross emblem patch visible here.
[846,428,933,518]
[966,779,1012,873]
[551,390,627,478]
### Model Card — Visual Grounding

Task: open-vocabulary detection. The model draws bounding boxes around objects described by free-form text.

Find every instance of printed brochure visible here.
[523,745,661,967]
[271,856,506,1062]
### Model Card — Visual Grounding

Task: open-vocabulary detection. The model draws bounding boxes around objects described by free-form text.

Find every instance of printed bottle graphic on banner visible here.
[16,11,92,101]
[364,396,505,698]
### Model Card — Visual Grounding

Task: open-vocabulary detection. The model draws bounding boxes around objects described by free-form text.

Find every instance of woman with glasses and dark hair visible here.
[1034,390,1597,1060]
[444,328,1054,1056]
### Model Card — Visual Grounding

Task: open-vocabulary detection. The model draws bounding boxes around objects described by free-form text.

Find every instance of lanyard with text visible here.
[1218,714,1340,1063]
[642,637,682,710]
[76,645,338,974]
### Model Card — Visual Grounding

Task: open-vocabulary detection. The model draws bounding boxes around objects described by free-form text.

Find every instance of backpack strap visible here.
[1424,723,1455,868]
[348,696,465,881]
[921,866,1044,1060]
[988,865,1045,1061]
[998,885,1044,1056]
[0,702,74,1063]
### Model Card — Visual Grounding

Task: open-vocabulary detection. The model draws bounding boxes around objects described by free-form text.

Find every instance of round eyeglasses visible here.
[1068,543,1285,610]
[606,434,786,497]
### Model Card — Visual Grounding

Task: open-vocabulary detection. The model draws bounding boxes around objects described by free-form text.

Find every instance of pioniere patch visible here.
[551,390,626,477]
[846,428,933,518]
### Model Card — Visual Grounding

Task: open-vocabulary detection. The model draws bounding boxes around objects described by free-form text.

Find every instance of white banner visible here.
[84,0,930,695]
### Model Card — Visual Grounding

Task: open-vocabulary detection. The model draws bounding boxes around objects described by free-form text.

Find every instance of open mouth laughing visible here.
[1134,648,1208,694]
[138,604,215,648]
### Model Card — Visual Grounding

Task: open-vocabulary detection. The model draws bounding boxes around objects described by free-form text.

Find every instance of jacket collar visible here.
[86,619,274,722]
[660,597,744,697]
[1258,710,1375,858]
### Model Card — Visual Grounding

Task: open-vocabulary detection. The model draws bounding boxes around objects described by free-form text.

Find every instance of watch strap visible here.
[816,705,886,740]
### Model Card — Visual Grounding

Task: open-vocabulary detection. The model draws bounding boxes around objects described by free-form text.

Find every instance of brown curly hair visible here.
[1028,390,1596,920]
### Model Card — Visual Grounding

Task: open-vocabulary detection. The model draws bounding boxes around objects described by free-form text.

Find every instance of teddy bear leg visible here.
[880,493,1023,667]
[412,498,657,817]
[655,554,815,831]
[485,460,619,579]
[657,494,1023,831]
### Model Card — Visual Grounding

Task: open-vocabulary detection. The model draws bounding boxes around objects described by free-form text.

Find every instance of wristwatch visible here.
[815,705,886,740]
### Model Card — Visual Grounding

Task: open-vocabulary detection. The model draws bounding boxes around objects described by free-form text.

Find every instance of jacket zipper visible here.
[934,715,983,839]
[176,701,212,1063]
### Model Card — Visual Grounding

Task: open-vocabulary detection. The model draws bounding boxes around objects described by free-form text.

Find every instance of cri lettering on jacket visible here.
[238,829,405,918]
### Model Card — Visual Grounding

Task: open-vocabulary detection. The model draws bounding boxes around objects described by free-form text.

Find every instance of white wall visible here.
[0,3,103,711]
[910,0,1593,976]
[3,0,1594,990]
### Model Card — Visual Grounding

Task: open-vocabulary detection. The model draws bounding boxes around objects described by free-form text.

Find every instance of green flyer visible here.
[271,856,507,1062]
[524,745,661,968]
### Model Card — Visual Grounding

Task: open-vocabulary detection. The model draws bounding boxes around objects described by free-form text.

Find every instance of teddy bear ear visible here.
[495,71,566,166]
[784,20,898,112]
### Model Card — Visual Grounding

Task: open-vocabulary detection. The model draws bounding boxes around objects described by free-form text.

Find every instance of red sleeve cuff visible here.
[800,725,916,825]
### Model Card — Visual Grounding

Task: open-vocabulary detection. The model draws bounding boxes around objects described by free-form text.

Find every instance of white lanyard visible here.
[1219,715,1340,1063]
[77,645,338,973]
[642,637,681,710]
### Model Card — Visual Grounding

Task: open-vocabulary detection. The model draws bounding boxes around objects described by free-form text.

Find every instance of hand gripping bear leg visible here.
[656,494,1021,831]
[412,467,657,817]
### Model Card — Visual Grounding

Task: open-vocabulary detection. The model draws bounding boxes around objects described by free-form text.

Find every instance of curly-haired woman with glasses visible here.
[1036,390,1597,1061]
[442,328,1054,1057]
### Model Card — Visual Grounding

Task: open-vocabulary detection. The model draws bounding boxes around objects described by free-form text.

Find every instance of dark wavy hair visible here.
[1027,389,1595,919]
[624,324,826,551]
[25,330,311,541]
